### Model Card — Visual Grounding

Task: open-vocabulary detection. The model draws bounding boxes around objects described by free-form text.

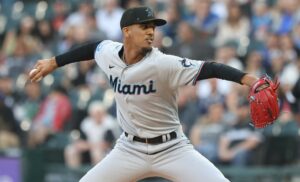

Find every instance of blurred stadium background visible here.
[0,0,300,181]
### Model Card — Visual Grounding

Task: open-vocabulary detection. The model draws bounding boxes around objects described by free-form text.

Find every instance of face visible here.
[208,103,224,123]
[25,82,41,100]
[228,4,241,21]
[90,109,106,124]
[123,22,156,53]
[196,0,210,18]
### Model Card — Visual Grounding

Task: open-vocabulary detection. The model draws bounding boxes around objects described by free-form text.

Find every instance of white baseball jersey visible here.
[94,40,204,138]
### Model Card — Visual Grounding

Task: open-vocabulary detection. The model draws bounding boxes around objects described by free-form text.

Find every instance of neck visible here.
[123,41,151,65]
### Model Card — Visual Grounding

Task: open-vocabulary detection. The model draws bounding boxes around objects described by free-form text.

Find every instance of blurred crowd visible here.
[0,0,300,168]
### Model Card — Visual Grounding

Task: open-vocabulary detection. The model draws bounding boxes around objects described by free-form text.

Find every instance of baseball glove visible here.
[248,75,280,128]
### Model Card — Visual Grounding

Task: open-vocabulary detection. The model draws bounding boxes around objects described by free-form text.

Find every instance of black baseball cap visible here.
[120,6,167,29]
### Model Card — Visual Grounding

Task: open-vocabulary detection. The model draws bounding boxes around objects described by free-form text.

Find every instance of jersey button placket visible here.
[120,67,128,79]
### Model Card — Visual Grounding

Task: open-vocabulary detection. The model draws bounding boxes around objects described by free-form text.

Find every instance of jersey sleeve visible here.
[94,40,112,66]
[160,54,204,89]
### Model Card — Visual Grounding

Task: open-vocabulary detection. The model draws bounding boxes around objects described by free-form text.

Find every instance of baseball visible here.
[29,68,42,82]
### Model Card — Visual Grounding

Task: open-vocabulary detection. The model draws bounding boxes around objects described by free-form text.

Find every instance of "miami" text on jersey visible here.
[109,75,156,95]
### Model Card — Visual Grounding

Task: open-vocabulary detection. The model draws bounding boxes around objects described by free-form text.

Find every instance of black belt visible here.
[124,131,177,144]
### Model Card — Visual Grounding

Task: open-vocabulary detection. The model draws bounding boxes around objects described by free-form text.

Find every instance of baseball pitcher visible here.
[29,6,279,182]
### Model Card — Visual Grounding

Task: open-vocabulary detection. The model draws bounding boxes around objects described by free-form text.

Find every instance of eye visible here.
[141,24,147,29]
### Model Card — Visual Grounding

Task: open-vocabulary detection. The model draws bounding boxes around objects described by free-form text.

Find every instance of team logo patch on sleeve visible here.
[96,40,110,53]
[179,58,194,67]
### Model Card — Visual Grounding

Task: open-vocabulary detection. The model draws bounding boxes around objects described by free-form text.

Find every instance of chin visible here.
[141,47,152,54]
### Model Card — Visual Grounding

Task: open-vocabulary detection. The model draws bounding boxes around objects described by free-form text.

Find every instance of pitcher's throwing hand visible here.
[29,58,58,82]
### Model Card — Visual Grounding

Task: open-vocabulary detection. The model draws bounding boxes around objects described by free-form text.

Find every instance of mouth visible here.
[145,37,154,44]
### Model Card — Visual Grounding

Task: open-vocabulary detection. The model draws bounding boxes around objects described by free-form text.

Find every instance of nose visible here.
[146,27,155,35]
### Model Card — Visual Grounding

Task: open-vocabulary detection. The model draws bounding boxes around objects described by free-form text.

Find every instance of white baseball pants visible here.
[79,133,230,182]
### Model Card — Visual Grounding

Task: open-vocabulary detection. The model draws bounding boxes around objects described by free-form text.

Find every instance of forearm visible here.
[190,127,201,145]
[232,138,260,152]
[197,62,246,84]
[55,41,101,67]
[218,138,233,160]
[197,61,258,86]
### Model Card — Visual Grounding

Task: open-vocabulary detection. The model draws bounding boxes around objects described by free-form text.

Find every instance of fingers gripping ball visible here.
[29,68,42,82]
[248,75,280,128]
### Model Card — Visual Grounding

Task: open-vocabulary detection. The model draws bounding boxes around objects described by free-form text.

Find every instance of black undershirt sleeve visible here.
[55,41,102,67]
[292,77,300,99]
[197,61,246,84]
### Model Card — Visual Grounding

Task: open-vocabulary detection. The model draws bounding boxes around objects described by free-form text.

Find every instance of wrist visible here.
[241,74,258,87]
[50,57,58,69]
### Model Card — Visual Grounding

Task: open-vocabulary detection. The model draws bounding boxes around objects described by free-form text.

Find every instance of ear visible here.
[122,27,130,38]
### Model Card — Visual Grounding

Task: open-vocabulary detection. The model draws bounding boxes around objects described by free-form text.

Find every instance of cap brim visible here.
[139,18,167,26]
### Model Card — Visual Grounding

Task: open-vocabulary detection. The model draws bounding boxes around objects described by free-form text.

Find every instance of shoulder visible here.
[95,40,123,54]
[154,49,203,68]
[152,48,183,63]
